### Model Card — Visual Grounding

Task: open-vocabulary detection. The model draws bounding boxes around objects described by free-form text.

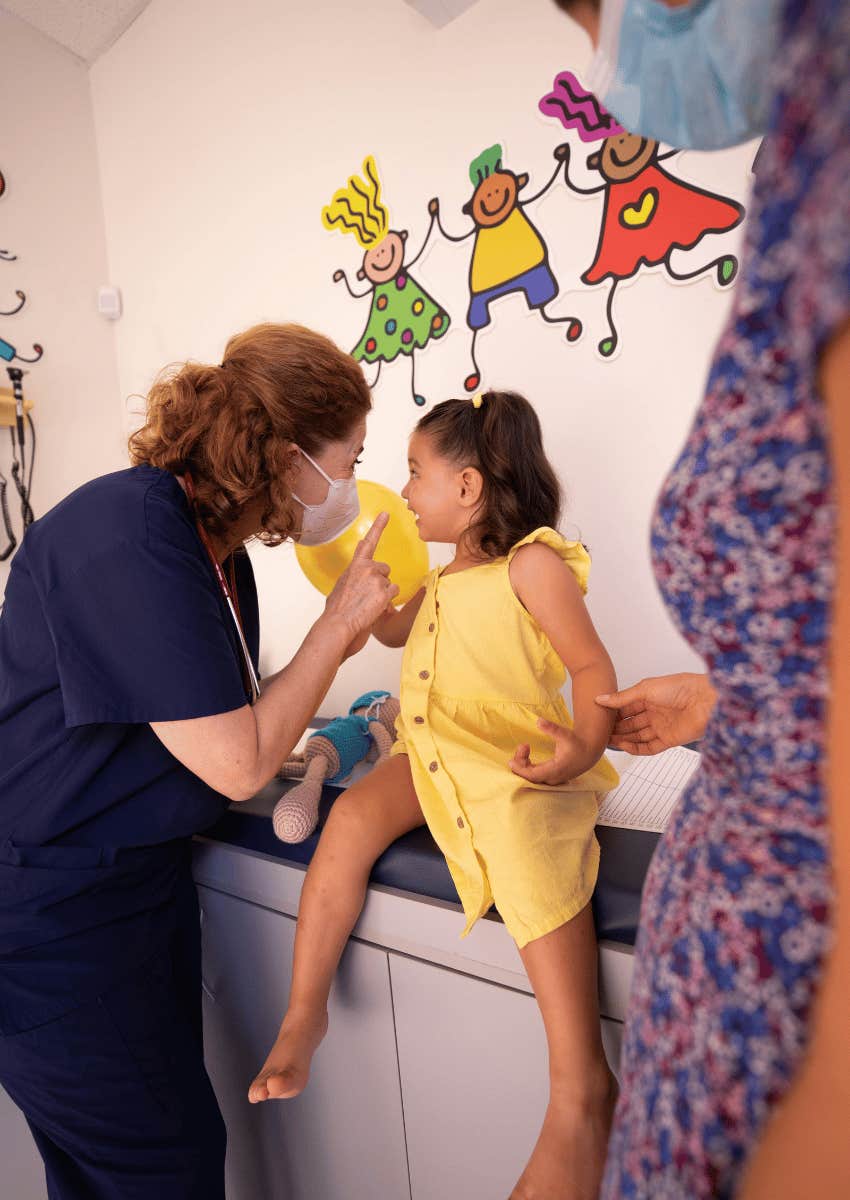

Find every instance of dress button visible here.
[419,670,430,680]
[414,716,425,724]
[429,761,438,773]
[428,623,435,633]
[456,817,464,829]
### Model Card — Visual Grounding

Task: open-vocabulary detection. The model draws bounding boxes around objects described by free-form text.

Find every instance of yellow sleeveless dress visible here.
[391,527,619,947]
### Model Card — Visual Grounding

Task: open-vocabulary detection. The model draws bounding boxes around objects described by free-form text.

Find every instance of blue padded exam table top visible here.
[202,781,659,949]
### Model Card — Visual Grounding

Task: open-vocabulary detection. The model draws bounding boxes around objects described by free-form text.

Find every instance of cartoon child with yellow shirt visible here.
[250,390,621,1200]
[430,144,582,390]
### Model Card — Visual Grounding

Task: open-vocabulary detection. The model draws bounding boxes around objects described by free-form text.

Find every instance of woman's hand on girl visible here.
[595,672,717,754]
[509,718,597,785]
[322,513,399,641]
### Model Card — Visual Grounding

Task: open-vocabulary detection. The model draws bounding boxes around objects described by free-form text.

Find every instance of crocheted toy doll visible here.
[272,690,400,843]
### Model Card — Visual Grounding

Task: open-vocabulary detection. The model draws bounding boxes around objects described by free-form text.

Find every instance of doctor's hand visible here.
[323,513,399,643]
[509,719,596,786]
[595,672,717,755]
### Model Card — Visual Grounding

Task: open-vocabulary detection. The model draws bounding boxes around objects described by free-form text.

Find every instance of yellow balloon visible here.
[295,479,429,605]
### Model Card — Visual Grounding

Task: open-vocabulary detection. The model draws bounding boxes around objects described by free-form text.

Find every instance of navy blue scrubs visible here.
[0,465,260,1198]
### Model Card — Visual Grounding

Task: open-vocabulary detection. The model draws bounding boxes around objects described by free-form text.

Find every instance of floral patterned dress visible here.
[601,3,850,1197]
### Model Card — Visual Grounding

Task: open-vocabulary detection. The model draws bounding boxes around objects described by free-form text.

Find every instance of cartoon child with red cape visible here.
[540,71,745,358]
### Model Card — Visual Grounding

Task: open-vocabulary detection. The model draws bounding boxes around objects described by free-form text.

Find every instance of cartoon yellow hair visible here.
[321,155,389,248]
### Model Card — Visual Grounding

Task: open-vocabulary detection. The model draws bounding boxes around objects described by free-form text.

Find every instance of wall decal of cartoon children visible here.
[429,144,582,393]
[540,72,746,359]
[321,155,450,407]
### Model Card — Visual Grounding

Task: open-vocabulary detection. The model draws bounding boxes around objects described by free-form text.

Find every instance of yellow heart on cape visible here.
[621,188,658,228]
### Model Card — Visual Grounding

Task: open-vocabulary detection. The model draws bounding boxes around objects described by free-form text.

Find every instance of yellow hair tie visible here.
[471,391,484,409]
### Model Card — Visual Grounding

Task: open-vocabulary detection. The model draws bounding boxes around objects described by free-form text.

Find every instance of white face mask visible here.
[291,447,360,546]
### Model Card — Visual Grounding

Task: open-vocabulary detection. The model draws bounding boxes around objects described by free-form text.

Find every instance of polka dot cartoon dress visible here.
[353,269,449,378]
[601,3,850,1197]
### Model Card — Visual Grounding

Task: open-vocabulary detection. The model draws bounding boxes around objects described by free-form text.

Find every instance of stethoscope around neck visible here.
[182,472,261,704]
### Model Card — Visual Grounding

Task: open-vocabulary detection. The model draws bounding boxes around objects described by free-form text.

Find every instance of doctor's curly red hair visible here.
[129,323,372,544]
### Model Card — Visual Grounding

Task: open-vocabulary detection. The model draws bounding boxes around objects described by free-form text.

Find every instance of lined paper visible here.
[596,746,701,833]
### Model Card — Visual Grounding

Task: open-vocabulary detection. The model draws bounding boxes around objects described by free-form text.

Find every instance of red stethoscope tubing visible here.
[183,473,260,703]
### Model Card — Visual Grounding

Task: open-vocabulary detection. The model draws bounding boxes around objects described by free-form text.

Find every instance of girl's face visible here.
[401,431,481,544]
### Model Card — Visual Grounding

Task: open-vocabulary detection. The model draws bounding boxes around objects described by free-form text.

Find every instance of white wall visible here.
[91,0,757,710]
[0,9,122,595]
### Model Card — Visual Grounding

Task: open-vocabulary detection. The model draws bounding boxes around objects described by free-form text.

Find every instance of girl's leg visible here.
[248,754,423,1103]
[510,904,618,1200]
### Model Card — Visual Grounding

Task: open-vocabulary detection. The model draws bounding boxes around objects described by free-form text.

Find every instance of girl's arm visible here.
[508,543,616,784]
[371,587,426,648]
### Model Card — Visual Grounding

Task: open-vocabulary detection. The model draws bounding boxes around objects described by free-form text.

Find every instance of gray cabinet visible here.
[0,1085,47,1199]
[390,953,549,1198]
[198,884,411,1200]
[389,953,621,1200]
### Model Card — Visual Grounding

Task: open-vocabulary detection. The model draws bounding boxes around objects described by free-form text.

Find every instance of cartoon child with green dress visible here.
[322,156,450,406]
[430,143,582,392]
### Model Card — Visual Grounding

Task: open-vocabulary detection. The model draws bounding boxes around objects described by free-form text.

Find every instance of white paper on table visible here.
[596,745,701,833]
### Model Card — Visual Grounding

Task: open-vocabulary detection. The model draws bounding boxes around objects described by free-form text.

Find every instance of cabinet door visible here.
[390,953,622,1200]
[199,885,410,1200]
[0,1085,46,1199]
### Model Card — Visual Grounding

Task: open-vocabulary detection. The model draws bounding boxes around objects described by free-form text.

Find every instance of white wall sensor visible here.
[97,285,123,320]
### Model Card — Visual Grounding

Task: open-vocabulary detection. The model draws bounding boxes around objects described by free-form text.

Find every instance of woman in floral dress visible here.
[553,0,850,1196]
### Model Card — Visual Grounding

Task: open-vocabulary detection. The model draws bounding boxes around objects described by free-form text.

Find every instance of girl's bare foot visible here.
[248,1009,329,1103]
[508,1070,618,1200]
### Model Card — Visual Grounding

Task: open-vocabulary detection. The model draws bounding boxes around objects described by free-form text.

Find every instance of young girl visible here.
[250,390,620,1200]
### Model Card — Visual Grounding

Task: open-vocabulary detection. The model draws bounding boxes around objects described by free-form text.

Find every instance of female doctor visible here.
[0,322,397,1199]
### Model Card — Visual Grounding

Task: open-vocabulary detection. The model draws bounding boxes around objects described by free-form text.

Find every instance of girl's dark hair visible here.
[415,391,563,557]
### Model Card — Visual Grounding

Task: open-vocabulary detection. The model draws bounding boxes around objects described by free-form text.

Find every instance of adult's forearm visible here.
[247,612,352,792]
